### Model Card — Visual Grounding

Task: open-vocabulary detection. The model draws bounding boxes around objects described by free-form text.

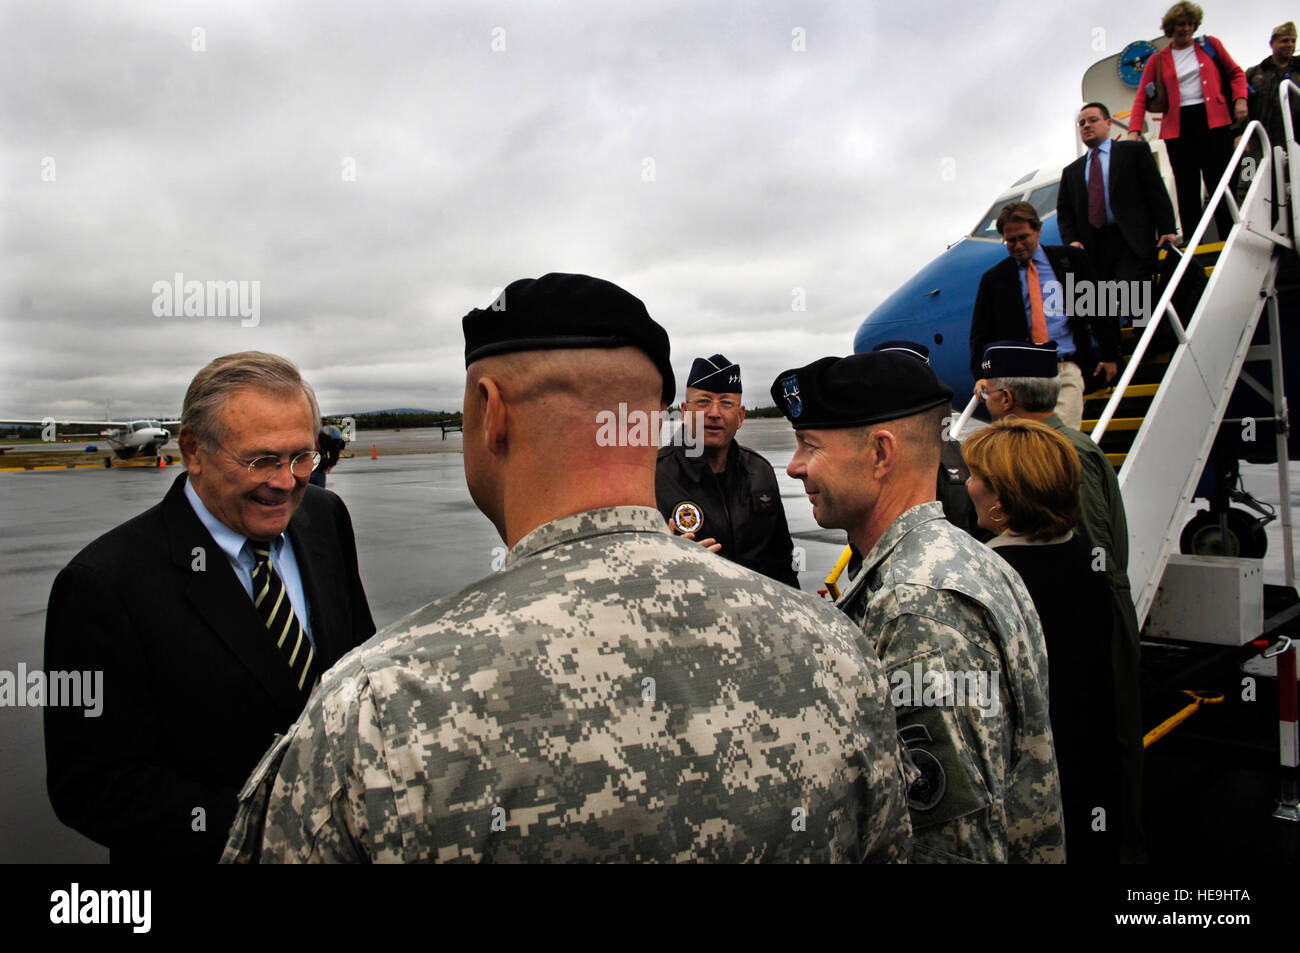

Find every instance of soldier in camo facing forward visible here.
[223,272,912,863]
[772,352,1064,864]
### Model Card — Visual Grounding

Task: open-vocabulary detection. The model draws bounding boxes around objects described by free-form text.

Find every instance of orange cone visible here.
[371,444,377,460]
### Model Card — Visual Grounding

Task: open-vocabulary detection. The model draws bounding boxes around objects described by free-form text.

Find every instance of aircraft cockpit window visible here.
[971,201,1010,240]
[970,183,1060,240]
[130,421,145,433]
[1026,183,1060,219]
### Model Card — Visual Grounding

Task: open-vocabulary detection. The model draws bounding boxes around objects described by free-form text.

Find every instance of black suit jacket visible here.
[1057,140,1176,262]
[968,244,1119,391]
[44,472,374,863]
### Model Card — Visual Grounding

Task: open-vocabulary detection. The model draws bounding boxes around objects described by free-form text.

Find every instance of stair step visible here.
[1081,416,1143,433]
[1089,382,1160,399]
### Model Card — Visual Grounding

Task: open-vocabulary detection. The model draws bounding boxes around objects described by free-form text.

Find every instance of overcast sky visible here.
[2,0,1293,419]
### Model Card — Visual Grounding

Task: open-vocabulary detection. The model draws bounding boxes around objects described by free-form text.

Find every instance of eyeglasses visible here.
[217,444,320,481]
[687,397,740,412]
[978,386,1010,401]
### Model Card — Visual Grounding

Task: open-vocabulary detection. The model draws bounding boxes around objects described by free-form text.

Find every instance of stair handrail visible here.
[950,393,979,440]
[1280,79,1300,241]
[1091,119,1275,444]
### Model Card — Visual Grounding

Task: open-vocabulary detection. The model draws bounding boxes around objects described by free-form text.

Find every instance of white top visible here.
[1173,45,1204,106]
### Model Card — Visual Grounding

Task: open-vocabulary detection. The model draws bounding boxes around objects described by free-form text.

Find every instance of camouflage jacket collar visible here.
[508,505,668,565]
[857,500,946,578]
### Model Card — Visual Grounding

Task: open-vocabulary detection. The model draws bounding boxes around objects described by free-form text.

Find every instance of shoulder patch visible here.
[672,501,704,534]
[899,724,946,810]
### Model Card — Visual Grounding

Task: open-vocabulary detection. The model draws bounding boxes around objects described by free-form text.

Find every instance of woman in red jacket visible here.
[1127,2,1248,240]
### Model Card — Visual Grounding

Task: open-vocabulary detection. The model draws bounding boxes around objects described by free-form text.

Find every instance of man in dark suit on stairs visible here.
[968,201,1120,430]
[44,351,374,863]
[1058,102,1179,290]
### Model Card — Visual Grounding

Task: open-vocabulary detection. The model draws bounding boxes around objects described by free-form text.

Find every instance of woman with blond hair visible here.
[962,418,1123,863]
[1127,2,1248,240]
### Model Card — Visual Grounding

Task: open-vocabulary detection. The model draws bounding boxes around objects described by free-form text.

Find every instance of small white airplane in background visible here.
[0,417,180,462]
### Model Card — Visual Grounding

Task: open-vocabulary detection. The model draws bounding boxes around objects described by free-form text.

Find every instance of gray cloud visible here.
[2,0,1289,417]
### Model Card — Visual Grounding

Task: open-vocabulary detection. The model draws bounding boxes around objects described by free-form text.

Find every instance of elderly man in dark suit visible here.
[968,201,1120,429]
[44,351,374,863]
[1057,102,1178,292]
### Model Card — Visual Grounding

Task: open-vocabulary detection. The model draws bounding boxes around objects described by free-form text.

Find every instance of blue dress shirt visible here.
[1081,138,1116,225]
[184,479,315,647]
[1017,247,1080,355]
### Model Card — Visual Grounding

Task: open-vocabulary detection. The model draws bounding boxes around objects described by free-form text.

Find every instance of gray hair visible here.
[989,375,1060,413]
[181,351,320,450]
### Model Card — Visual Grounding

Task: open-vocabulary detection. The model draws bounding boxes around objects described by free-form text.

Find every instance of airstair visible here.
[943,103,1300,825]
[917,82,1300,844]
[947,109,1296,629]
[1090,117,1293,627]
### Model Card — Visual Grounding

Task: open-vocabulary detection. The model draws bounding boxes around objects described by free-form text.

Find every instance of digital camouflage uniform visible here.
[836,502,1064,864]
[223,506,912,863]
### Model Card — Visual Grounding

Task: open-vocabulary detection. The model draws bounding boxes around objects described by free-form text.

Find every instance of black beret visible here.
[462,272,675,403]
[979,340,1059,379]
[871,340,930,364]
[686,353,741,393]
[770,353,954,430]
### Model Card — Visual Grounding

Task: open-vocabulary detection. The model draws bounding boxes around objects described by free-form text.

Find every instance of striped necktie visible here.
[250,544,317,696]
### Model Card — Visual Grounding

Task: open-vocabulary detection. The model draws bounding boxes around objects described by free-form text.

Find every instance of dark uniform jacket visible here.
[655,441,799,588]
[938,439,991,542]
[991,535,1122,863]
[969,245,1119,394]
[1044,413,1144,861]
[44,472,375,863]
[1247,55,1299,146]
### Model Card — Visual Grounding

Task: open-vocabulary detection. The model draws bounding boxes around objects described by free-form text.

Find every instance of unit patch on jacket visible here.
[671,501,704,534]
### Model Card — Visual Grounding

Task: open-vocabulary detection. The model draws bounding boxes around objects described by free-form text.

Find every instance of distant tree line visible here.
[3,426,43,439]
[349,411,461,430]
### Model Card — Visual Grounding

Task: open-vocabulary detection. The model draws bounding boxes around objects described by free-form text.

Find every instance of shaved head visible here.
[466,346,662,416]
[851,404,947,475]
[463,346,666,544]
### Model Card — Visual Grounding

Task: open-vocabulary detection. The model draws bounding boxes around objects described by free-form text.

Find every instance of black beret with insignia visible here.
[686,354,741,393]
[462,272,675,403]
[770,353,953,430]
[980,340,1059,379]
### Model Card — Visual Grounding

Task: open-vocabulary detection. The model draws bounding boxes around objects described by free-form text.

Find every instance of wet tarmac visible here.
[0,420,843,862]
[2,419,1296,863]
